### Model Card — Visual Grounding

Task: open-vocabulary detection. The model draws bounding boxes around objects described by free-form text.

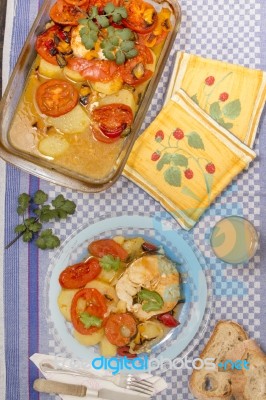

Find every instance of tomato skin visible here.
[67,58,121,82]
[117,346,137,358]
[89,0,121,6]
[88,239,128,261]
[36,79,79,117]
[71,288,107,335]
[64,0,88,5]
[35,25,63,65]
[59,257,101,289]
[104,313,137,346]
[50,1,89,26]
[92,104,133,135]
[100,124,125,138]
[92,126,121,143]
[122,0,158,34]
[157,313,180,327]
[121,46,154,86]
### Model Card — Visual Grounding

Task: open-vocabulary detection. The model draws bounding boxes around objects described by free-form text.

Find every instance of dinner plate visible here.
[46,214,212,366]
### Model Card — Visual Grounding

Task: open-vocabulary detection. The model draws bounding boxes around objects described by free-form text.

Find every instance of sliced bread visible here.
[189,320,248,400]
[228,339,266,400]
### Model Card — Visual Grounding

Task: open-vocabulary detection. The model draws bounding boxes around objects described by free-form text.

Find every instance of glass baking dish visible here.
[0,0,181,192]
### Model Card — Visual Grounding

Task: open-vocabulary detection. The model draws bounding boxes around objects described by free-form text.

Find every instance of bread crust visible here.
[189,321,248,400]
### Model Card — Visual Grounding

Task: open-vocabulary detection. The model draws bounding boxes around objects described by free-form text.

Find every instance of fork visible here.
[40,361,154,396]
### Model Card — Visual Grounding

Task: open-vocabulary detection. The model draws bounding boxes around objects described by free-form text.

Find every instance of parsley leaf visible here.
[52,195,76,217]
[17,193,31,215]
[33,190,48,205]
[79,312,103,328]
[6,191,76,251]
[100,255,121,271]
[78,3,135,64]
[35,229,60,250]
[138,289,164,312]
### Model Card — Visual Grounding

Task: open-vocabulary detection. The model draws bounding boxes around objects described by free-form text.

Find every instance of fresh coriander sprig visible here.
[101,26,138,64]
[5,190,76,250]
[78,2,138,64]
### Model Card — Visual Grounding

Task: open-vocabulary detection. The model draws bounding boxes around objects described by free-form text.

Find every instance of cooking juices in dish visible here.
[57,236,182,357]
[8,0,174,181]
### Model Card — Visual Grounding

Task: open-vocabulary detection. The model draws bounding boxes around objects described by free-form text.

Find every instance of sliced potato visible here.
[122,237,145,260]
[64,66,85,82]
[147,49,157,73]
[133,49,157,104]
[112,236,125,245]
[38,134,69,157]
[98,266,125,285]
[138,320,164,340]
[98,89,137,115]
[57,288,79,321]
[98,268,118,284]
[74,328,104,346]
[46,105,90,134]
[115,300,127,313]
[39,58,62,78]
[99,335,117,357]
[91,77,123,95]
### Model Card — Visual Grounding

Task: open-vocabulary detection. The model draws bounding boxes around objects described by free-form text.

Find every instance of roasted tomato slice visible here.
[35,25,65,65]
[50,0,89,26]
[121,45,154,86]
[88,239,129,261]
[137,8,172,48]
[36,79,79,117]
[91,104,133,140]
[122,0,158,33]
[64,0,88,5]
[89,0,121,6]
[92,126,121,143]
[104,313,137,346]
[59,257,102,289]
[67,58,121,82]
[71,288,107,335]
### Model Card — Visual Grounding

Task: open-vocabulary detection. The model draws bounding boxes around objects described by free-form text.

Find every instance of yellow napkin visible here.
[123,89,256,230]
[165,52,266,148]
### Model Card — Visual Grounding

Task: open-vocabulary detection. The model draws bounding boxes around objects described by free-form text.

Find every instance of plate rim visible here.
[46,214,211,366]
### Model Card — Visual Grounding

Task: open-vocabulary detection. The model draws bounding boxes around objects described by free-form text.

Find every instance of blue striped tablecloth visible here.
[1,1,266,399]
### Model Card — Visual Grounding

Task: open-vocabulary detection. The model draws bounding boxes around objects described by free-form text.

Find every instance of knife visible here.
[34,379,150,399]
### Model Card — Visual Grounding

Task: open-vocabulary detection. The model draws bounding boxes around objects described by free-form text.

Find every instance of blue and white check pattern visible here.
[1,0,266,399]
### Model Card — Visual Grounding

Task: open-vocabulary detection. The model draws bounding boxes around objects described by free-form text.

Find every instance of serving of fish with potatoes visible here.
[57,235,182,357]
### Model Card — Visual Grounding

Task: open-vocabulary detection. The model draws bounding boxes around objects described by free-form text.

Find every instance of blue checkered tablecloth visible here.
[1,1,266,399]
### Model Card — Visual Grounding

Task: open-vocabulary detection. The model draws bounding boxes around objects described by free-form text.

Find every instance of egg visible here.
[116,254,181,321]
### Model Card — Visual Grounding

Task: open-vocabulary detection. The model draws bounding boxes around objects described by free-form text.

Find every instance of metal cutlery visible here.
[34,378,151,399]
[40,361,154,396]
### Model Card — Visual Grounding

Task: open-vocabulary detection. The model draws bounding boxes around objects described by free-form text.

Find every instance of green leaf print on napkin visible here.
[151,128,215,199]
[222,99,241,119]
[187,132,205,150]
[164,167,181,187]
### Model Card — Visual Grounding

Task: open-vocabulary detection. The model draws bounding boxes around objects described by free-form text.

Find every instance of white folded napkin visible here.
[30,353,168,400]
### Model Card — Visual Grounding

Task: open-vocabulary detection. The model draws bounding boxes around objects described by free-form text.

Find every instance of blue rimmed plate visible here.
[45,214,212,364]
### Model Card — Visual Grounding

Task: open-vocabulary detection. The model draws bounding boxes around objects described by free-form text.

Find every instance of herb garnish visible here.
[79,312,103,328]
[101,26,138,64]
[78,2,138,64]
[100,254,121,271]
[6,190,76,250]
